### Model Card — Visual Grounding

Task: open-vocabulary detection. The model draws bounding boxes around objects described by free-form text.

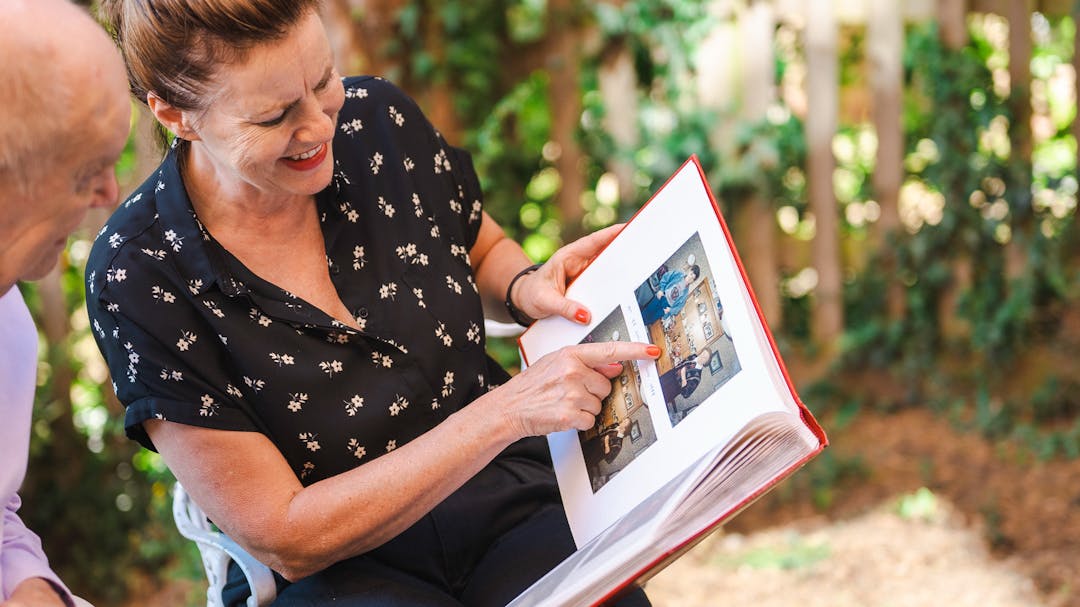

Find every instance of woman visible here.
[88,1,657,605]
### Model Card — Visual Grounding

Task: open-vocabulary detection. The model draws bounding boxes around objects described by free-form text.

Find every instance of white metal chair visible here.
[172,483,277,607]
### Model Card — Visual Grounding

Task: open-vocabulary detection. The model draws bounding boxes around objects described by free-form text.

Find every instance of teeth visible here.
[289,144,321,161]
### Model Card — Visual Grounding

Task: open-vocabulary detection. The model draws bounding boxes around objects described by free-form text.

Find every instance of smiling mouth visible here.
[288,144,323,161]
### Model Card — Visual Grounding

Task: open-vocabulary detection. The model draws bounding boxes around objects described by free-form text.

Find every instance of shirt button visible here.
[356,307,369,319]
[330,263,340,275]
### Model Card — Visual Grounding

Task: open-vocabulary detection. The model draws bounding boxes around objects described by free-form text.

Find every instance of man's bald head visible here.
[0,0,131,292]
[0,0,129,191]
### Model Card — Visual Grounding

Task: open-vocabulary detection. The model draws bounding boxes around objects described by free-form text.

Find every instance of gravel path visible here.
[645,492,1046,607]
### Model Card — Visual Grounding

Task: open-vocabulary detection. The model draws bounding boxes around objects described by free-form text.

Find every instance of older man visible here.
[0,1,131,605]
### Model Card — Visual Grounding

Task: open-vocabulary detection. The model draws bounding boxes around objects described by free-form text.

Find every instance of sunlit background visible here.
[19,0,1080,604]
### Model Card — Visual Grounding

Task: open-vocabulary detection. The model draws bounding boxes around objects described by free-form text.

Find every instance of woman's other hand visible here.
[489,340,659,438]
[511,224,624,325]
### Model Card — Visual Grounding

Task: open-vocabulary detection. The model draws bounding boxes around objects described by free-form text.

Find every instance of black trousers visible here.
[224,437,650,607]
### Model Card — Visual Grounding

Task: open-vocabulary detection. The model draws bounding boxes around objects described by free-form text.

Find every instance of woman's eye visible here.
[257,113,286,127]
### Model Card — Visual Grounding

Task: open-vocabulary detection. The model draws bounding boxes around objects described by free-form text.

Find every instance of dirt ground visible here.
[141,408,1079,607]
[645,408,1080,607]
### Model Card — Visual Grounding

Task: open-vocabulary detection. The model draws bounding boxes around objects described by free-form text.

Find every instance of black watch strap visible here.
[504,263,542,327]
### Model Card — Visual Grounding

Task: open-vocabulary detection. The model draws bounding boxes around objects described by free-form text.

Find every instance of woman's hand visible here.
[489,340,659,439]
[510,224,624,325]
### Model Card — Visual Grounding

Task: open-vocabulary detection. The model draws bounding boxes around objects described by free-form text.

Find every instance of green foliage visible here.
[895,487,940,521]
[19,3,1080,602]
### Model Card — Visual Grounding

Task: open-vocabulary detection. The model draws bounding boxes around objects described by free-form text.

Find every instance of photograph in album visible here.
[633,232,742,427]
[577,309,657,493]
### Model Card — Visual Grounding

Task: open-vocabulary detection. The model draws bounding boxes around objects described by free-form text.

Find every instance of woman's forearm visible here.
[147,392,520,581]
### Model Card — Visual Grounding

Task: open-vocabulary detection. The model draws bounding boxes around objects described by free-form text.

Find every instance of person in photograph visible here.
[639,264,701,325]
[0,1,131,606]
[594,418,634,465]
[87,1,658,605]
[658,348,713,405]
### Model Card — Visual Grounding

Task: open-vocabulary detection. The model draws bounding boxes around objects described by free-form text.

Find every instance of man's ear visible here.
[147,92,200,141]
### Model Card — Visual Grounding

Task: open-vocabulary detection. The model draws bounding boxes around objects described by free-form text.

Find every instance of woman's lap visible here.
[270,502,650,607]
[270,557,464,607]
[240,441,650,606]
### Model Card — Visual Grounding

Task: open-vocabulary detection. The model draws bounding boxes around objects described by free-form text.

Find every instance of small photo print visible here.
[634,232,742,425]
[578,308,658,493]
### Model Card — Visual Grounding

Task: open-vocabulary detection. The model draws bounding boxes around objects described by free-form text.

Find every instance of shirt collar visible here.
[151,146,237,297]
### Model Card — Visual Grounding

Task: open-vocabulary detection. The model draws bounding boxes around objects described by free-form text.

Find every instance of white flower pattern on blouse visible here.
[85,76,504,485]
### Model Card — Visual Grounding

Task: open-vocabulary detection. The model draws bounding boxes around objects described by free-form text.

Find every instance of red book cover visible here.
[512,156,826,607]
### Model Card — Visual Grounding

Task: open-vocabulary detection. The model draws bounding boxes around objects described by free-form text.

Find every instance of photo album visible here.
[509,156,828,607]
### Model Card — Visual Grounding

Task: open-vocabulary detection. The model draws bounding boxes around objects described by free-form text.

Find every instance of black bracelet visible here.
[505,263,543,327]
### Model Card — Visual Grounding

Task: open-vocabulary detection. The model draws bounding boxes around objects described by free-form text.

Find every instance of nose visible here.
[296,101,336,145]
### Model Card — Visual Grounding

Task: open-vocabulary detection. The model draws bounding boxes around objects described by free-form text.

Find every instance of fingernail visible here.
[574,309,589,323]
[646,345,661,357]
[607,362,623,370]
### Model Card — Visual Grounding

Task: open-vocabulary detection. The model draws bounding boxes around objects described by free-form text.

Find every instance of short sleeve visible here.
[87,250,260,451]
[446,145,485,249]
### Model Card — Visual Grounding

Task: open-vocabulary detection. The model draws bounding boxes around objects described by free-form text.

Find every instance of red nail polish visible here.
[574,309,589,323]
[646,345,661,357]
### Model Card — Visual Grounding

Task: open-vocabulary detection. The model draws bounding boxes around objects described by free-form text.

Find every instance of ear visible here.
[147,92,201,142]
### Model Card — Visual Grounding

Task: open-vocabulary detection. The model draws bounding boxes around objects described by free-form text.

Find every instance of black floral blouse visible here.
[86,76,510,485]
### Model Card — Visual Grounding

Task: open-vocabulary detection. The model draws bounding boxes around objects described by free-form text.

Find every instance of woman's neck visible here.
[181,143,318,250]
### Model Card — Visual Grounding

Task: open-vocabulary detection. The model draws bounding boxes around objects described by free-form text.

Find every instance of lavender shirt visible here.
[0,287,72,604]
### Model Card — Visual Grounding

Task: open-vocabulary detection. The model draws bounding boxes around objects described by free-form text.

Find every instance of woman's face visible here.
[186,10,345,200]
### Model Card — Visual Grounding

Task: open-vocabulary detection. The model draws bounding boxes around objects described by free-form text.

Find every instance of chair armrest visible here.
[484,318,525,338]
[172,483,278,607]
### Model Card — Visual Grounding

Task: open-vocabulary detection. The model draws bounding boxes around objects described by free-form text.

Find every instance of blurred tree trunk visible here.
[868,0,905,322]
[735,1,783,330]
[1075,1,1080,181]
[322,0,405,79]
[422,8,463,143]
[548,0,587,238]
[938,0,968,49]
[322,0,462,143]
[805,0,844,350]
[937,0,972,340]
[1005,0,1033,280]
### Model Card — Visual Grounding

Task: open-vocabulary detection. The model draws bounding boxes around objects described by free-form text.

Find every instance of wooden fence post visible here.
[736,1,784,330]
[936,0,973,340]
[598,39,639,210]
[547,0,587,239]
[805,0,845,351]
[868,0,906,322]
[1006,0,1034,280]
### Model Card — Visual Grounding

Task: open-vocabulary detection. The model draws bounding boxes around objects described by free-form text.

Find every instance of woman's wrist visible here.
[504,263,542,327]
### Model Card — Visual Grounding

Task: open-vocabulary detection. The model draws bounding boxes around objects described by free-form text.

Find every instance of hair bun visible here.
[96,0,124,37]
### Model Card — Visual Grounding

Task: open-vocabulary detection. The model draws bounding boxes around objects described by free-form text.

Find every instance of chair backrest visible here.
[172,483,277,607]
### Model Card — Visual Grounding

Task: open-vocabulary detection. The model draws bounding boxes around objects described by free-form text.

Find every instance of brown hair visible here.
[99,0,320,147]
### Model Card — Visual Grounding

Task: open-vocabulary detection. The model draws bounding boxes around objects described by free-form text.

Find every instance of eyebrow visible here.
[256,64,335,120]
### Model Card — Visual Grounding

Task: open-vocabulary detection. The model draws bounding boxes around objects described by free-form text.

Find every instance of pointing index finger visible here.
[573,341,660,367]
